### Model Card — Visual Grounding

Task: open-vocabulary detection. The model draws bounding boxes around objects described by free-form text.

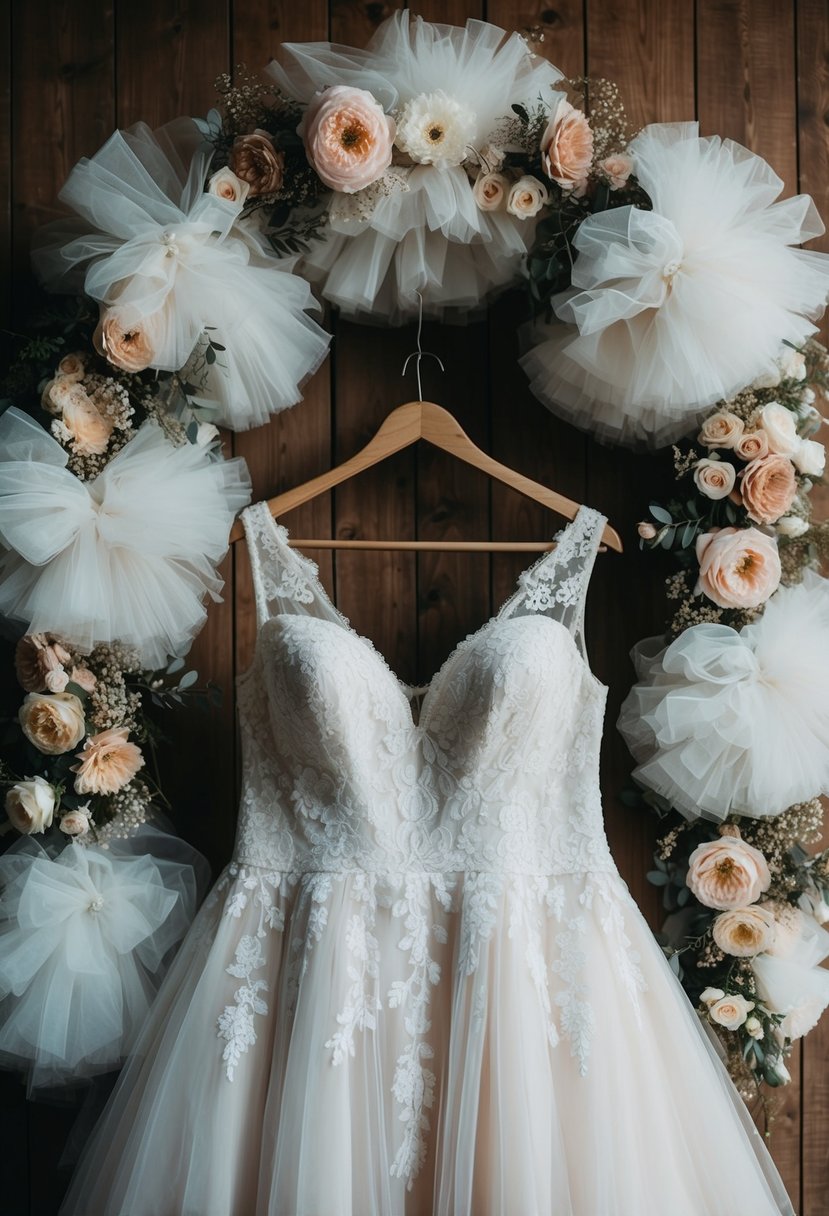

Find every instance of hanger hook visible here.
[401,291,445,401]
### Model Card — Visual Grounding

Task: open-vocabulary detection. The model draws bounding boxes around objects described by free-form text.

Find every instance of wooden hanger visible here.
[229,400,622,553]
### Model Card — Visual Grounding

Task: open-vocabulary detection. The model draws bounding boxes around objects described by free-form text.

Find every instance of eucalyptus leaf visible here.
[646,870,670,886]
[178,670,198,690]
[649,504,673,524]
[166,657,186,675]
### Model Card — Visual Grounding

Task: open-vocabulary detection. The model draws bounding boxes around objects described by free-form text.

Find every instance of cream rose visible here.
[698,411,745,450]
[60,808,91,837]
[300,87,394,193]
[230,129,284,196]
[708,993,755,1029]
[695,527,781,609]
[637,521,657,540]
[745,1015,765,1040]
[712,906,777,957]
[792,438,825,477]
[72,727,144,796]
[700,987,725,1006]
[19,692,86,755]
[694,458,736,500]
[207,166,250,207]
[472,171,509,212]
[687,835,771,911]
[599,152,633,189]
[5,777,56,834]
[740,454,797,525]
[506,175,549,219]
[540,96,593,190]
[777,514,809,538]
[759,402,799,457]
[780,348,807,381]
[94,309,158,374]
[61,385,114,456]
[733,429,769,462]
[57,353,86,382]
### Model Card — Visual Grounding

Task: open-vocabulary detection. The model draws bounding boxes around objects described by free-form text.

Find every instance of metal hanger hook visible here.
[401,291,445,401]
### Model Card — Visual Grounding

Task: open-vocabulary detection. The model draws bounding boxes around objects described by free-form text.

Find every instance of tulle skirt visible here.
[60,864,793,1216]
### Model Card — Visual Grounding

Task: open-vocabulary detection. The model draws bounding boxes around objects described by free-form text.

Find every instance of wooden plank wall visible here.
[0,1,826,1211]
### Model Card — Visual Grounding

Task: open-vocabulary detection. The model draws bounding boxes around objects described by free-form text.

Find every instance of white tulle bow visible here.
[0,408,251,666]
[32,119,330,430]
[0,829,202,1091]
[618,573,829,820]
[523,122,829,447]
[269,13,563,321]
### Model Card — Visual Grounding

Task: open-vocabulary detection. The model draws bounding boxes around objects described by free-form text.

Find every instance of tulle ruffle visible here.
[32,118,331,430]
[269,13,563,322]
[0,824,207,1095]
[0,408,251,667]
[753,907,829,1040]
[618,572,829,820]
[60,864,793,1215]
[522,122,829,448]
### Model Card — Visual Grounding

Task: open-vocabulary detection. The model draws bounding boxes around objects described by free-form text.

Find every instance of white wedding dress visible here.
[60,502,794,1216]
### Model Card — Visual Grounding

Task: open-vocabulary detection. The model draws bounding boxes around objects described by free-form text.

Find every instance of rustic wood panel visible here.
[2,1,828,1210]
[797,2,829,1210]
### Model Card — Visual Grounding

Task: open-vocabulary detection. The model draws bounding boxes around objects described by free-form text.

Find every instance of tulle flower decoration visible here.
[0,830,202,1092]
[269,12,563,321]
[752,905,829,1039]
[0,408,251,666]
[618,573,829,821]
[522,122,829,447]
[32,117,330,431]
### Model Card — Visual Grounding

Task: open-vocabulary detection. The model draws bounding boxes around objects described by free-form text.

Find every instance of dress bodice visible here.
[234,501,615,879]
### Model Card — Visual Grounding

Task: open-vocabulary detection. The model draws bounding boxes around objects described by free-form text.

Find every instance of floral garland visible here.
[619,341,829,1117]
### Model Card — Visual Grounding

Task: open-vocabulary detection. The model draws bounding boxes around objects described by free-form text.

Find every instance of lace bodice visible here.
[234,501,614,879]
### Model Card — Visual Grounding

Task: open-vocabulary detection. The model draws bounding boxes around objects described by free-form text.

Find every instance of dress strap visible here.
[500,505,607,656]
[241,501,323,630]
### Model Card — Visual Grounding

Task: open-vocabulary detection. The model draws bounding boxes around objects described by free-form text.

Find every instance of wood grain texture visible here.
[797,3,829,1209]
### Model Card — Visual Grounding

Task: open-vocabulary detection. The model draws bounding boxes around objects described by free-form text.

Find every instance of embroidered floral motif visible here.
[326,875,382,1064]
[552,915,594,1075]
[217,934,268,1081]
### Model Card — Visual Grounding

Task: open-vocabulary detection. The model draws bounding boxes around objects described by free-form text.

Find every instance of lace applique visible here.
[597,879,648,1023]
[552,914,594,1076]
[326,874,382,1064]
[458,871,503,976]
[388,874,453,1189]
[508,877,560,1048]
[217,934,268,1081]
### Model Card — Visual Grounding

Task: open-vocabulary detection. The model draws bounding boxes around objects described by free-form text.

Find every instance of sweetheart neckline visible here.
[237,502,608,725]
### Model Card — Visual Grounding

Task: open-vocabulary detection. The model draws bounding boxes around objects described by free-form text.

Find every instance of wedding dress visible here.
[60,502,794,1216]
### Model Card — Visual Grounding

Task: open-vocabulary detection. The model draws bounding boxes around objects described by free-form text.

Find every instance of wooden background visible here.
[0,1,827,1212]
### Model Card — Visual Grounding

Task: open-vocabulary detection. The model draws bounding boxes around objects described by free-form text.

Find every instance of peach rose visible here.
[472,171,509,211]
[207,166,250,207]
[637,521,657,540]
[506,175,549,219]
[5,777,56,834]
[15,635,71,694]
[694,458,736,500]
[687,835,771,911]
[94,309,157,373]
[695,527,781,609]
[599,152,633,190]
[69,666,97,693]
[758,402,799,457]
[708,993,755,1030]
[19,691,86,755]
[300,87,394,194]
[61,385,114,456]
[540,96,593,190]
[230,129,284,196]
[712,906,777,957]
[698,411,745,450]
[733,429,769,462]
[740,454,797,525]
[72,726,144,796]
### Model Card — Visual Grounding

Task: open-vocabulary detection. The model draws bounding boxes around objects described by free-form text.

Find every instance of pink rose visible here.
[540,96,593,190]
[300,86,395,194]
[733,430,769,462]
[695,527,781,609]
[687,834,771,911]
[599,152,633,190]
[739,454,797,525]
[694,458,736,501]
[698,411,745,450]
